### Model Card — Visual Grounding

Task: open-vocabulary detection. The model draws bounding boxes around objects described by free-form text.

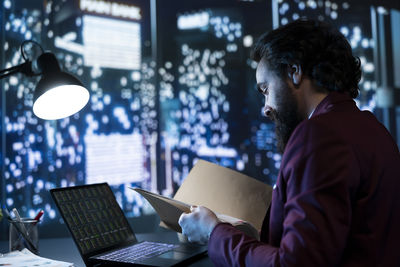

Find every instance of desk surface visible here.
[0,231,213,267]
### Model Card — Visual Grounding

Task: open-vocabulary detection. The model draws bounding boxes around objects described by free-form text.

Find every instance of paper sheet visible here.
[0,248,74,267]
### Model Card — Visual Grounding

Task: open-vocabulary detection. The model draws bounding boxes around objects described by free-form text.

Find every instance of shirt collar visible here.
[308,109,315,119]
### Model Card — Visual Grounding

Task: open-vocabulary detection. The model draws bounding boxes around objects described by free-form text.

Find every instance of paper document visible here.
[131,159,272,238]
[0,248,74,267]
[132,187,260,239]
[132,188,190,232]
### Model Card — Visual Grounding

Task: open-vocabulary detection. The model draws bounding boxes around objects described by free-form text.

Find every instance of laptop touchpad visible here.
[158,251,188,260]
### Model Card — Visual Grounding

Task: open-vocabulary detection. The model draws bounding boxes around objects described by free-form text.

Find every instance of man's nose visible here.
[264,105,272,117]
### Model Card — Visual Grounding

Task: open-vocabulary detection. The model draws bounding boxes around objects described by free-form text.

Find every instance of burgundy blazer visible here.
[208,92,400,266]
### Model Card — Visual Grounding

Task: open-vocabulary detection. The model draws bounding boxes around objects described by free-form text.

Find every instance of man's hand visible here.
[178,206,220,244]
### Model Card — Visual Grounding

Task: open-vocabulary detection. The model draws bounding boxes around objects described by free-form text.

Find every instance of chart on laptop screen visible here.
[52,185,135,254]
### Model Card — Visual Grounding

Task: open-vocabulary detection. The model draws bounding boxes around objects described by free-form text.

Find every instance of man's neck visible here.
[295,79,328,119]
[305,92,328,118]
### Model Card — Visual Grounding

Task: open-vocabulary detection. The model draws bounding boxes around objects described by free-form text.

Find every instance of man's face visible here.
[256,60,302,154]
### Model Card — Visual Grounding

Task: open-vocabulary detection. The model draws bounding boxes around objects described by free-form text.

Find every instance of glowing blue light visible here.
[131,71,141,81]
[361,38,369,48]
[25,31,32,39]
[13,169,22,177]
[377,6,388,15]
[120,77,128,86]
[13,142,23,151]
[353,26,361,36]
[350,39,357,48]
[325,0,331,7]
[222,25,229,35]
[363,81,371,91]
[177,11,210,30]
[363,63,375,73]
[340,26,349,36]
[36,179,44,190]
[6,184,13,193]
[4,0,11,9]
[49,209,56,219]
[27,210,34,218]
[102,94,110,105]
[6,198,14,206]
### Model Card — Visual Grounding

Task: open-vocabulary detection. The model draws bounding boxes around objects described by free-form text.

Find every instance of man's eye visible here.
[257,84,268,94]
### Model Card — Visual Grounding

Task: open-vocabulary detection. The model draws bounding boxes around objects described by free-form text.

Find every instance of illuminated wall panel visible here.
[85,132,145,185]
[82,15,141,70]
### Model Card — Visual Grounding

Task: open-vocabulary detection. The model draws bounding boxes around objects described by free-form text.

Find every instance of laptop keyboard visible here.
[96,241,179,263]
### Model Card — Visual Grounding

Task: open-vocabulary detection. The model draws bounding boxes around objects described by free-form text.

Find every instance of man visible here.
[178,19,400,266]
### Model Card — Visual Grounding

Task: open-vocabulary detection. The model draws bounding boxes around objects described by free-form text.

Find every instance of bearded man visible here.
[179,19,400,266]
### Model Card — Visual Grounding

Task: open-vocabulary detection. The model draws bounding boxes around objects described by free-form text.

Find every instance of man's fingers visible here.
[190,205,198,212]
[178,212,188,227]
[178,205,215,244]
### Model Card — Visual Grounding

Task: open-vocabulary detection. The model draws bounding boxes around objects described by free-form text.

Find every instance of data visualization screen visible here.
[51,183,135,255]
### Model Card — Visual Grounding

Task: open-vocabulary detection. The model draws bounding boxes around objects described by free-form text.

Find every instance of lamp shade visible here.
[32,52,89,120]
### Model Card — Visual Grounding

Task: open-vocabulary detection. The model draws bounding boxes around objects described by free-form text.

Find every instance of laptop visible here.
[50,183,207,267]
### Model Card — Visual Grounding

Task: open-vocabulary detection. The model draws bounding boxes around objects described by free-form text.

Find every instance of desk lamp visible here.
[0,40,89,120]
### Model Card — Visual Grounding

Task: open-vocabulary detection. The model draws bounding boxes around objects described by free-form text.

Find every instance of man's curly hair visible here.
[251,19,361,98]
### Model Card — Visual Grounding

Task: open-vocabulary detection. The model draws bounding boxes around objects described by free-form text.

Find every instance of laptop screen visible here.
[51,183,136,255]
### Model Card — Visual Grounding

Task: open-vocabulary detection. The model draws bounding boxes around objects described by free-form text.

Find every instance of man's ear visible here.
[287,64,302,88]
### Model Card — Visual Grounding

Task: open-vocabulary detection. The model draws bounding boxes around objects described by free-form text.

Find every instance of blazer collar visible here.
[311,92,355,118]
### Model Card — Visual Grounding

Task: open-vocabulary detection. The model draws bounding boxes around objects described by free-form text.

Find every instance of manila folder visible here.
[173,160,272,231]
[131,188,190,233]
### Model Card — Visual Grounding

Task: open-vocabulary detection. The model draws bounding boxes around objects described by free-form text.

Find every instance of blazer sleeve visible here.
[208,120,359,267]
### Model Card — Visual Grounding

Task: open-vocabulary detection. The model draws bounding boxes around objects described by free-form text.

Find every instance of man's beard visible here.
[269,84,303,154]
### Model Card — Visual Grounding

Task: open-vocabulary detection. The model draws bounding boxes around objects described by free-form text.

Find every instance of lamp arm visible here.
[0,60,36,80]
[0,40,45,80]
